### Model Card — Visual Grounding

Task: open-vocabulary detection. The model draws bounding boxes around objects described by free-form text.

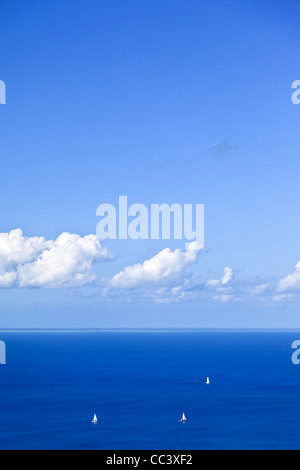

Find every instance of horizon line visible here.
[0,328,300,333]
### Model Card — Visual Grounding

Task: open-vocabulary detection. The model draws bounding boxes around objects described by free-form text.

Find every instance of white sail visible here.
[182,413,186,421]
[206,377,210,385]
[92,414,98,423]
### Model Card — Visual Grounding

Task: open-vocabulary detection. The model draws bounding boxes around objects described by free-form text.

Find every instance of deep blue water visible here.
[0,332,299,450]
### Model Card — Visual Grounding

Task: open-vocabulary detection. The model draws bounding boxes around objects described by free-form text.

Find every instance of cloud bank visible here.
[0,229,113,288]
[2,227,300,305]
[107,252,273,304]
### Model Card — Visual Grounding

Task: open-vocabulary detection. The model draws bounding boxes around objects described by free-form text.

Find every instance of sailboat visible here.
[92,414,98,424]
[179,413,187,423]
[206,377,210,385]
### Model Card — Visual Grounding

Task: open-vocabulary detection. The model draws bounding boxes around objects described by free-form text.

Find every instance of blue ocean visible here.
[0,332,299,450]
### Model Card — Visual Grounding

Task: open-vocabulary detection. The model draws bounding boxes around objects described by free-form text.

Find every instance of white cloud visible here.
[206,266,234,287]
[249,282,270,295]
[0,229,48,267]
[206,267,234,302]
[273,293,294,302]
[277,260,300,293]
[0,229,113,288]
[212,294,233,303]
[109,242,203,289]
[0,271,17,287]
[222,266,234,285]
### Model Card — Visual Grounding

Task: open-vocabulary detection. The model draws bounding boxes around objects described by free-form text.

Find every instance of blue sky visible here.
[0,0,300,328]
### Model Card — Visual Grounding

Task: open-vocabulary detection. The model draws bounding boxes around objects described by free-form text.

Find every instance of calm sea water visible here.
[0,332,299,450]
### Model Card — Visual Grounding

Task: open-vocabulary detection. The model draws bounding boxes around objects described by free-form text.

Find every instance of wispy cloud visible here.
[208,140,239,160]
[160,140,239,168]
